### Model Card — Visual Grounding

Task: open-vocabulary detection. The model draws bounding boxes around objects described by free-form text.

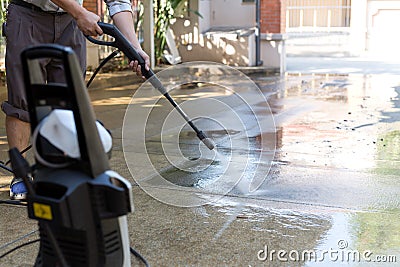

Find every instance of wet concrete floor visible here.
[0,65,400,266]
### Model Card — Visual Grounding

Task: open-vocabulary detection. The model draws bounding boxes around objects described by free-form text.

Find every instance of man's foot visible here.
[10,177,27,200]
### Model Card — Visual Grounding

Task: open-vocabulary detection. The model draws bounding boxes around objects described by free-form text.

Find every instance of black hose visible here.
[0,239,40,259]
[0,200,27,206]
[130,246,150,267]
[86,50,120,88]
[0,236,150,267]
[0,163,13,174]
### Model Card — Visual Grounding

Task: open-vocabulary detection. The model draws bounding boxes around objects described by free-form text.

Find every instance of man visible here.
[3,0,150,200]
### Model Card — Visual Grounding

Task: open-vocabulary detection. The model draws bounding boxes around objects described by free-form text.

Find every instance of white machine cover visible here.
[39,109,112,159]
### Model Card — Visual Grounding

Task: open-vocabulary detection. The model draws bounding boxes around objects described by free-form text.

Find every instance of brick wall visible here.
[83,0,100,15]
[260,0,286,33]
[83,0,286,34]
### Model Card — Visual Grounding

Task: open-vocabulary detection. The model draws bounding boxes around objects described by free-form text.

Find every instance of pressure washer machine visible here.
[7,22,216,267]
[10,44,133,267]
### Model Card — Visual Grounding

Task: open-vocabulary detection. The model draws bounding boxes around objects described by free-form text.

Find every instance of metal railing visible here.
[286,0,351,31]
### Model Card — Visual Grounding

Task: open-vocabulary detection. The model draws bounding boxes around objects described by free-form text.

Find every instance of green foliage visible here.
[0,0,8,27]
[154,0,174,63]
[134,1,144,41]
[375,130,400,175]
[352,211,400,254]
[153,0,201,64]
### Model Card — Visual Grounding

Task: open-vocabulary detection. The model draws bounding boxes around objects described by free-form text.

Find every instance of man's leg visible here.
[3,5,52,200]
[6,115,30,153]
[6,116,31,200]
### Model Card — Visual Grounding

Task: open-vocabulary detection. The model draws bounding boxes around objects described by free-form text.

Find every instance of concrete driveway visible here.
[1,59,400,266]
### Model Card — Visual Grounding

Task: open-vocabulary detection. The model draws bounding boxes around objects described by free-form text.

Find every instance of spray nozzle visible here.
[197,131,216,150]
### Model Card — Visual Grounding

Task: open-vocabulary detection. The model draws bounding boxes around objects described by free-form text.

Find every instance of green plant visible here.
[134,1,144,42]
[0,0,7,41]
[153,0,201,64]
[0,0,7,24]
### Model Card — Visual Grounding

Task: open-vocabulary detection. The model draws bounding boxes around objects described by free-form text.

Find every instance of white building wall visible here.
[171,0,258,67]
[209,0,255,29]
[349,0,368,56]
[366,0,400,57]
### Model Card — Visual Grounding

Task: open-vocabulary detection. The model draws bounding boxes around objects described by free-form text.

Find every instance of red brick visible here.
[83,0,99,14]
[261,0,286,33]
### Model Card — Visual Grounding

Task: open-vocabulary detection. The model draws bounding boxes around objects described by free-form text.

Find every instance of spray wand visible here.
[87,22,215,150]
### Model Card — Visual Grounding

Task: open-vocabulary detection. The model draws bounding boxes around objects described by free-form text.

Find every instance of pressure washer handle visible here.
[87,22,153,79]
[87,22,167,93]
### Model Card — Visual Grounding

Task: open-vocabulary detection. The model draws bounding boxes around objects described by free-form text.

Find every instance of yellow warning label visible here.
[33,203,53,220]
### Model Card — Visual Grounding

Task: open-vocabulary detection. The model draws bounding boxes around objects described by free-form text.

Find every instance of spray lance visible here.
[87,22,216,151]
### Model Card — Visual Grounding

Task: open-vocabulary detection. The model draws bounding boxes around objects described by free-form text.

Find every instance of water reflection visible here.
[307,211,400,266]
[128,71,400,264]
[265,73,400,266]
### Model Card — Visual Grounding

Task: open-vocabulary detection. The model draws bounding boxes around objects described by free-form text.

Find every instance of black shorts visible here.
[2,3,86,122]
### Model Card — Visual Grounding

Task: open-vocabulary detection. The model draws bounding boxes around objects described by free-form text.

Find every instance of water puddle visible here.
[121,70,400,265]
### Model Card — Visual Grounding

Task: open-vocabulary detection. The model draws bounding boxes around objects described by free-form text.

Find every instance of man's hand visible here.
[75,9,103,36]
[129,49,151,79]
[50,0,103,36]
[111,11,150,78]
